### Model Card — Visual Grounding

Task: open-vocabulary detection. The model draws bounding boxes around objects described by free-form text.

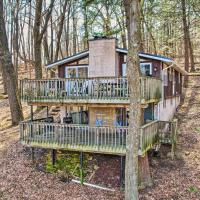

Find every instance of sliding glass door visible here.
[65,66,88,96]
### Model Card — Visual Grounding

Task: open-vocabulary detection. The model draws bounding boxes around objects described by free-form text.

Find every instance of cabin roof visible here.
[45,47,187,75]
[116,48,174,63]
[46,50,89,69]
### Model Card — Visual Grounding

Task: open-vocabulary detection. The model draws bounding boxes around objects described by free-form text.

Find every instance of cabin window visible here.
[115,108,127,126]
[122,63,127,76]
[140,63,152,76]
[65,66,88,78]
[121,62,152,77]
[144,104,154,123]
[78,67,88,78]
[67,68,76,78]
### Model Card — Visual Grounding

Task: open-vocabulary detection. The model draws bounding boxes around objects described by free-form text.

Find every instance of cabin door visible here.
[144,104,154,123]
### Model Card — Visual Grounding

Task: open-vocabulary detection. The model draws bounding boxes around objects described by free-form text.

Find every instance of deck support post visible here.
[31,147,35,163]
[80,152,84,185]
[52,149,56,166]
[30,105,33,121]
[47,106,49,118]
[30,105,34,162]
[120,156,125,190]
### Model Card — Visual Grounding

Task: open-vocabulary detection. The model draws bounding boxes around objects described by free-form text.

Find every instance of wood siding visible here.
[164,68,182,99]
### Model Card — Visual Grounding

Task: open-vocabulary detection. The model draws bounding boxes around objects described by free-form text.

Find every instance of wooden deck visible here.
[20,77,162,105]
[20,120,176,155]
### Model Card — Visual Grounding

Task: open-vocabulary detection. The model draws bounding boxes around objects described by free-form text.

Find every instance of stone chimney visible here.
[88,37,118,78]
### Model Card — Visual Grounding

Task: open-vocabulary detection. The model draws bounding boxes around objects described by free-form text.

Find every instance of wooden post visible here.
[47,106,49,118]
[120,156,125,190]
[52,149,56,166]
[138,153,152,189]
[171,120,177,160]
[80,152,84,185]
[30,105,33,121]
[30,105,34,162]
[31,147,35,163]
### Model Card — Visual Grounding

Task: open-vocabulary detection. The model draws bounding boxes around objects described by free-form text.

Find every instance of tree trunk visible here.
[138,154,152,188]
[0,1,23,125]
[0,63,7,94]
[33,0,55,79]
[54,0,68,61]
[181,0,189,87]
[13,0,20,82]
[65,3,71,56]
[124,0,141,199]
[188,36,195,72]
[83,0,89,49]
[43,33,50,64]
[72,12,77,54]
[33,0,43,79]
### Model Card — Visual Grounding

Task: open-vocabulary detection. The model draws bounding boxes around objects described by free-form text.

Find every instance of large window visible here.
[65,66,88,78]
[121,62,152,77]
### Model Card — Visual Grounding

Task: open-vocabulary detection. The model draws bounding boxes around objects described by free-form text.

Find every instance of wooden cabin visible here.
[19,37,187,158]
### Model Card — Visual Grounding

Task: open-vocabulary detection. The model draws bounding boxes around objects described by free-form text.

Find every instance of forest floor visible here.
[0,76,200,199]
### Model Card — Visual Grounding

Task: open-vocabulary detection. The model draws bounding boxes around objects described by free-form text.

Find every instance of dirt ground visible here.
[0,76,200,199]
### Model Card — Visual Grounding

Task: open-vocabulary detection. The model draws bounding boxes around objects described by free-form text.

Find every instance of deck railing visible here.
[20,121,128,155]
[20,119,177,155]
[20,77,162,104]
[139,121,160,155]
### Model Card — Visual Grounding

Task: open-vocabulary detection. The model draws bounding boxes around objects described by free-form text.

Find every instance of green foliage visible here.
[45,152,92,179]
[195,127,200,133]
[0,191,3,198]
[187,186,198,193]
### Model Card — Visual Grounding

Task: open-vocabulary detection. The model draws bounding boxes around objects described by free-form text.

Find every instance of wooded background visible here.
[1,0,199,80]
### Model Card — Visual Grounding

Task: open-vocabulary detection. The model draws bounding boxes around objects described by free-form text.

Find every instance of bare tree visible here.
[181,0,189,86]
[72,1,77,54]
[123,0,141,199]
[33,0,55,79]
[54,0,69,60]
[0,0,23,125]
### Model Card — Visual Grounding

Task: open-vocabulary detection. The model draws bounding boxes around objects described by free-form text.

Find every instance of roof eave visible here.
[45,51,89,69]
[116,48,173,63]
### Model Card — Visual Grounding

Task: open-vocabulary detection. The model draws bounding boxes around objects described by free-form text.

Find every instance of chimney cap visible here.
[89,33,116,41]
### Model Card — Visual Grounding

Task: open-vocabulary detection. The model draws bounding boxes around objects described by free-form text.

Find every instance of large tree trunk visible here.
[124,0,141,199]
[83,0,89,49]
[181,0,189,87]
[188,36,195,72]
[138,153,152,188]
[54,0,68,61]
[33,0,55,79]
[33,0,43,79]
[13,0,20,82]
[65,3,71,56]
[72,9,77,54]
[0,1,23,125]
[43,33,50,64]
[0,63,7,94]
